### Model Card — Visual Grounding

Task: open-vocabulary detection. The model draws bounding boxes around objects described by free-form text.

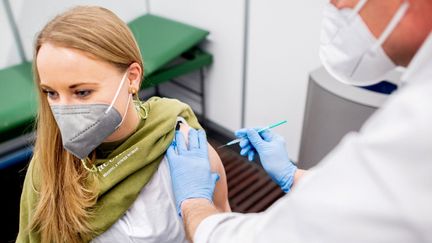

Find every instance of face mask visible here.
[50,72,132,159]
[319,0,410,86]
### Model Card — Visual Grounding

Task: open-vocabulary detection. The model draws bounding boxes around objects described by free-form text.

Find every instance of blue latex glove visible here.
[235,128,297,193]
[166,129,219,216]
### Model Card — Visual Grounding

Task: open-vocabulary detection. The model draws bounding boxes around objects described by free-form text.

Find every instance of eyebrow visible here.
[40,82,99,90]
[68,82,99,89]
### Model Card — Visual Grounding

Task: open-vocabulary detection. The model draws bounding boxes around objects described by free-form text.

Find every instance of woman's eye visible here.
[75,90,92,98]
[42,89,58,99]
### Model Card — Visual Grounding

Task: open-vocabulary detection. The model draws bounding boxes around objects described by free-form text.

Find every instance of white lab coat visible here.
[194,34,432,243]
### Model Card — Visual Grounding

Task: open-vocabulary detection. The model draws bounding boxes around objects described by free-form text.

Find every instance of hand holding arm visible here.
[166,129,221,240]
[166,129,220,215]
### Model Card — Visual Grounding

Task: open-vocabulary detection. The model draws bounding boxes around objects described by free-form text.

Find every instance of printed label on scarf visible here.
[97,147,140,177]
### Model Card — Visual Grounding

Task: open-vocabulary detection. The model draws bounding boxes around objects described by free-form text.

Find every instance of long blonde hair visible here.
[31,6,143,242]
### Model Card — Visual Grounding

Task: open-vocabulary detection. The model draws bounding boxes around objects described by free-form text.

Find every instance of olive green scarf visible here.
[16,97,201,242]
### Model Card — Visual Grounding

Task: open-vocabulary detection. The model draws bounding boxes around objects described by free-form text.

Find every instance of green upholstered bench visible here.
[0,62,35,169]
[0,62,36,143]
[128,14,213,121]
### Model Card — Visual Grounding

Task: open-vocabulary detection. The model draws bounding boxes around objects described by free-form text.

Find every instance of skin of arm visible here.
[294,169,307,187]
[181,198,219,241]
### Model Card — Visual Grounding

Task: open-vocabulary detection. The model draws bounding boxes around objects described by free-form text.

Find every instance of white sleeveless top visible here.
[92,158,188,243]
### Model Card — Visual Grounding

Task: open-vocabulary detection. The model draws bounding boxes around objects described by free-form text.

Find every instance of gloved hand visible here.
[166,129,219,216]
[235,128,297,193]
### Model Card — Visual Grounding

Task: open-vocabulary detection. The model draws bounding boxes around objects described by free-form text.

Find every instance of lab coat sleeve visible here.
[194,184,317,243]
[194,212,263,243]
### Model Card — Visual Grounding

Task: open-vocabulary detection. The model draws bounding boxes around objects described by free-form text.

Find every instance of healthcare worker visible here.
[166,0,432,242]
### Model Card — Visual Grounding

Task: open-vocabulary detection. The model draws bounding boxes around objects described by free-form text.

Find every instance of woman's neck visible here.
[104,102,140,142]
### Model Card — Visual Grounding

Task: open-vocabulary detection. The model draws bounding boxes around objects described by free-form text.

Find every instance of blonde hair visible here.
[31,6,143,242]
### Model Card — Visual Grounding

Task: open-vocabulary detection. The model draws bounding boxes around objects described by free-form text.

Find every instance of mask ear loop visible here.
[370,1,410,53]
[115,94,132,129]
[106,71,129,114]
[116,95,131,129]
[349,1,410,77]
[348,0,368,20]
[323,0,369,45]
[106,71,133,129]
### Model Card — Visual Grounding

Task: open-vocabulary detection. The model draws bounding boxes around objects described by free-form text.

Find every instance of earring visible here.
[130,89,148,120]
[81,157,97,173]
[129,87,137,94]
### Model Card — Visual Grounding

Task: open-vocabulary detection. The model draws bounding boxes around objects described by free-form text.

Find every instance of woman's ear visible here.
[127,62,142,92]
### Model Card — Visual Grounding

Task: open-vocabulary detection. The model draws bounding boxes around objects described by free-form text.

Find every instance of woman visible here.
[17,6,230,243]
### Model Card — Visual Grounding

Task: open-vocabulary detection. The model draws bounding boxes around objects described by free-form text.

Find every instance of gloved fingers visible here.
[166,142,178,161]
[247,150,255,161]
[198,129,208,150]
[246,129,264,145]
[236,127,262,137]
[239,138,250,148]
[188,129,199,150]
[175,131,188,155]
[260,129,274,142]
[234,128,248,138]
[240,145,251,156]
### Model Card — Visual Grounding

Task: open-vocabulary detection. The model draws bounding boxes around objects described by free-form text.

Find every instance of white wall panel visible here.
[0,2,22,68]
[150,0,245,131]
[9,0,148,61]
[245,0,326,161]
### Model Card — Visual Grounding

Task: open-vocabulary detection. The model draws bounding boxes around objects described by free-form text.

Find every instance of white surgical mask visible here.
[319,0,410,86]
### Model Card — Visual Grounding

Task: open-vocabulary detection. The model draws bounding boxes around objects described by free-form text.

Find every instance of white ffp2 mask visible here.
[319,0,410,86]
[50,72,131,159]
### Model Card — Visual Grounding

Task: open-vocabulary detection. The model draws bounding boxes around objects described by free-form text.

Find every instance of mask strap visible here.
[115,94,132,129]
[349,1,410,78]
[325,0,369,44]
[349,0,368,20]
[371,1,410,52]
[106,71,129,114]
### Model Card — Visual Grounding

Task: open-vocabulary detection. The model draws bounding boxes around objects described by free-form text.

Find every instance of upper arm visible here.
[207,144,231,212]
[178,124,231,213]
